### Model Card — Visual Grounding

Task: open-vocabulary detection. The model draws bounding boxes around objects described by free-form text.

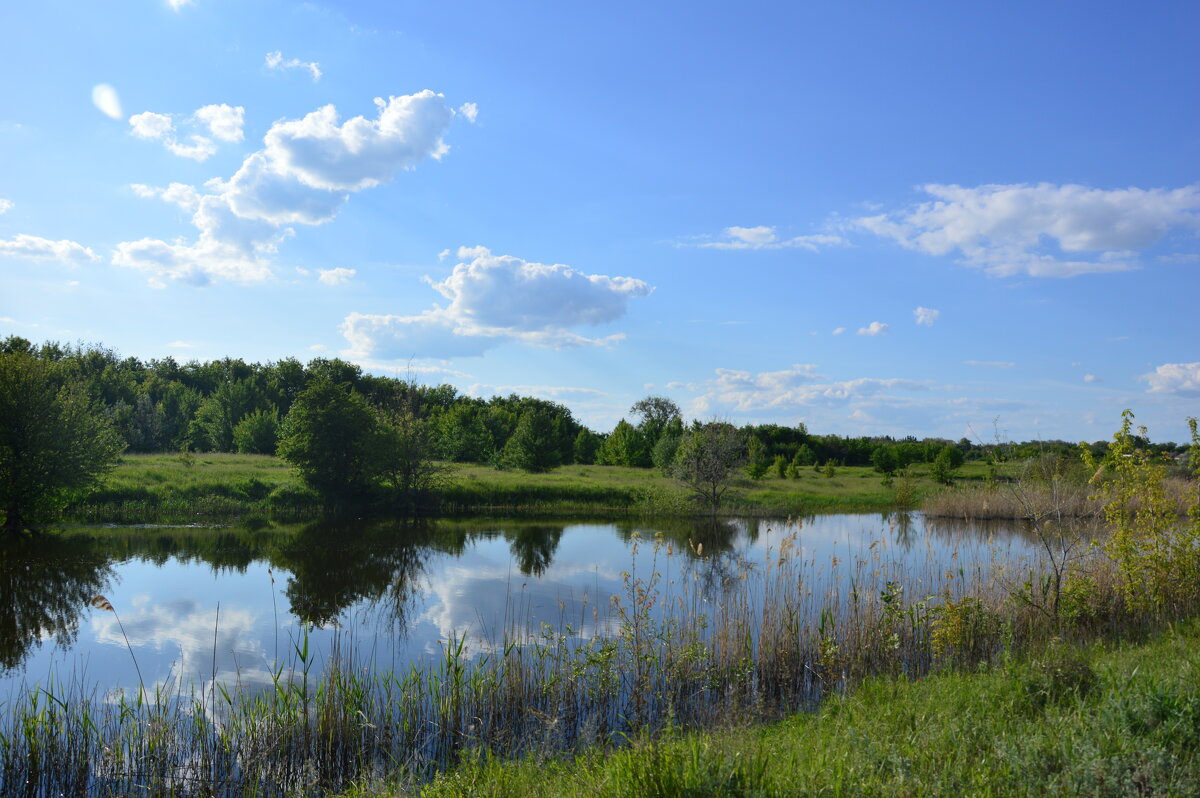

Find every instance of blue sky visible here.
[1,0,1197,442]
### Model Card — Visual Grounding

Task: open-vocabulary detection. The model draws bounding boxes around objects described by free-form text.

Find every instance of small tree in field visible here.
[277,379,380,505]
[1,352,124,530]
[670,422,745,517]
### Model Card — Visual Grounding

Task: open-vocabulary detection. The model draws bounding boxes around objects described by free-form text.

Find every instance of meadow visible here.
[73,453,996,520]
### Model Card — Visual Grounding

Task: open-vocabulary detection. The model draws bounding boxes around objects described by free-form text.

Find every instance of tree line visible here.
[3,336,1190,527]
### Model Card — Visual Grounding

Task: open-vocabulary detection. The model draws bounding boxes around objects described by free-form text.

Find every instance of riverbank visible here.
[375,622,1200,798]
[68,453,993,521]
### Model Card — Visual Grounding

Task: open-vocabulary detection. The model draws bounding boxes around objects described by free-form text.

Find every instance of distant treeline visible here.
[2,337,1187,473]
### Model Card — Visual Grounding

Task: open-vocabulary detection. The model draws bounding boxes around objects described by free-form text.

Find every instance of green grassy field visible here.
[360,623,1200,797]
[74,454,994,519]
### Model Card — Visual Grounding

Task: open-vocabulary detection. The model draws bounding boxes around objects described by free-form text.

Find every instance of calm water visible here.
[1,513,1042,704]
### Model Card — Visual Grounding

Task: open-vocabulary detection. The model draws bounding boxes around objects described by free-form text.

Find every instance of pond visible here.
[2,512,1044,705]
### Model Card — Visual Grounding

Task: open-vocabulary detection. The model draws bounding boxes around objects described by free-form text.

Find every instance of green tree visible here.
[1,352,124,530]
[930,444,963,484]
[670,422,745,517]
[233,407,280,454]
[596,420,647,467]
[277,379,380,504]
[630,395,682,450]
[572,429,602,465]
[746,435,769,479]
[374,400,447,509]
[871,444,899,475]
[500,407,563,472]
[771,454,788,478]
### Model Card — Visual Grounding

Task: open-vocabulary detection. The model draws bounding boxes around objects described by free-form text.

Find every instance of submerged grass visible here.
[3,514,1194,797]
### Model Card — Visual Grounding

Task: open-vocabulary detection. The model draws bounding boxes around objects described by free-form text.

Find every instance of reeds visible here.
[0,518,1192,797]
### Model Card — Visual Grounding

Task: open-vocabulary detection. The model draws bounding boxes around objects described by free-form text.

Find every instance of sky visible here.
[1,0,1197,443]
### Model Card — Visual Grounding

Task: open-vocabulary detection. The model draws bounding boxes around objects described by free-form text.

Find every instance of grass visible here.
[394,623,1200,798]
[73,454,992,521]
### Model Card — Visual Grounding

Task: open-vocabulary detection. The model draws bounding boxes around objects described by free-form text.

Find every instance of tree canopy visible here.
[0,351,124,530]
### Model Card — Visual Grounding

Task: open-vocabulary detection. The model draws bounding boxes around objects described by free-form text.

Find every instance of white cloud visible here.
[465,383,607,401]
[0,234,99,264]
[164,135,218,161]
[694,225,847,251]
[265,51,322,81]
[167,0,193,10]
[854,183,1200,277]
[318,267,356,285]
[193,104,244,142]
[0,199,12,214]
[831,327,846,335]
[118,91,457,285]
[964,360,1015,368]
[129,111,174,140]
[458,102,479,123]
[857,321,888,336]
[166,340,198,348]
[263,92,453,191]
[130,105,241,162]
[1140,362,1200,396]
[1083,373,1099,383]
[914,306,940,326]
[341,246,652,358]
[688,363,931,415]
[91,84,123,120]
[308,344,327,351]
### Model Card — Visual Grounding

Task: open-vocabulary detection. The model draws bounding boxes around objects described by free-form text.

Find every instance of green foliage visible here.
[233,407,280,455]
[822,459,837,478]
[277,379,380,503]
[670,422,744,515]
[0,351,125,529]
[792,443,815,467]
[930,445,962,485]
[650,430,682,474]
[572,429,601,465]
[930,596,1002,664]
[771,454,787,478]
[597,420,648,468]
[500,407,563,472]
[871,444,899,475]
[1084,410,1200,613]
[629,395,681,451]
[745,436,769,479]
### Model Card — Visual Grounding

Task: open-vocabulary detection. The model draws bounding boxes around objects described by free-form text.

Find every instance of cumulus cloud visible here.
[0,234,99,264]
[129,105,244,162]
[118,91,457,285]
[0,199,12,214]
[193,104,244,142]
[1140,362,1200,396]
[914,306,940,326]
[318,267,356,285]
[263,92,453,191]
[340,246,653,358]
[91,84,123,120]
[853,183,1200,277]
[693,225,847,251]
[458,102,479,123]
[1083,373,1099,383]
[129,111,174,140]
[857,321,888,336]
[831,327,846,335]
[265,51,322,81]
[688,363,931,415]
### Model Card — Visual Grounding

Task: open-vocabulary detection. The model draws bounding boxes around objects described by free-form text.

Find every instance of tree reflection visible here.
[0,533,114,671]
[272,519,468,628]
[503,524,564,576]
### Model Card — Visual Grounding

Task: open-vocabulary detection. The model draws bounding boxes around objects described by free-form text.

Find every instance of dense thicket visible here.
[2,337,1186,480]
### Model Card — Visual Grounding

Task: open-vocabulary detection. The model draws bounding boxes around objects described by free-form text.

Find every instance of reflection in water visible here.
[0,533,114,671]
[503,524,563,576]
[0,513,1093,704]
